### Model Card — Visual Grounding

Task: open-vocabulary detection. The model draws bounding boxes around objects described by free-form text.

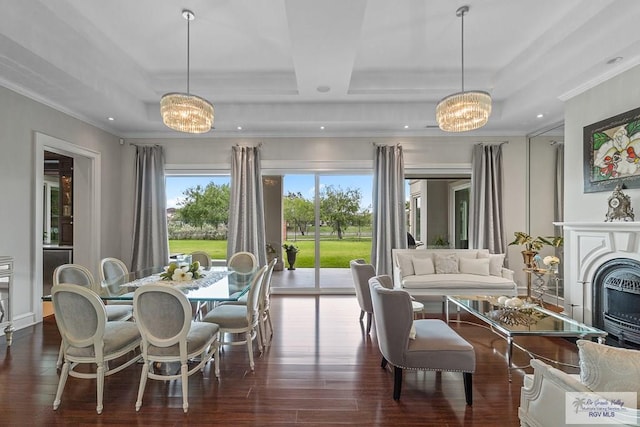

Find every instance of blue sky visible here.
[166,174,374,209]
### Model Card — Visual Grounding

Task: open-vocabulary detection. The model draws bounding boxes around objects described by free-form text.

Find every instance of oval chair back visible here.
[99,257,129,282]
[190,251,212,268]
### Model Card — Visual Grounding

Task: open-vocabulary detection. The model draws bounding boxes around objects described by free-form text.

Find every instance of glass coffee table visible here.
[446,296,607,379]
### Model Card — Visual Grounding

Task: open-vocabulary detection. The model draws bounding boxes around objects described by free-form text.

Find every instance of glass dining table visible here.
[99,266,255,303]
[43,266,256,307]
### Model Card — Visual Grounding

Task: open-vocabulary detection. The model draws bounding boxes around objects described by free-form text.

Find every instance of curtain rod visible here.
[128,143,160,147]
[477,141,509,146]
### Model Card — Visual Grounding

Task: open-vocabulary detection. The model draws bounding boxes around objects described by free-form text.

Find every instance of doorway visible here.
[34,133,101,321]
[43,151,74,301]
[274,173,372,292]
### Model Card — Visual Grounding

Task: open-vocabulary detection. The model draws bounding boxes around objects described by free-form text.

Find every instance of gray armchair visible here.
[349,259,376,333]
[368,276,475,403]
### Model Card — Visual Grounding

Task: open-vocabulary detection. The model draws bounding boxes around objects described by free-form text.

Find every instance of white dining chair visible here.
[52,284,142,414]
[53,263,134,369]
[202,265,267,371]
[133,283,220,413]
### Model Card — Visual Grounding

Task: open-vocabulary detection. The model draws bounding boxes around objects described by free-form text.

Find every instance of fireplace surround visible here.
[561,222,640,339]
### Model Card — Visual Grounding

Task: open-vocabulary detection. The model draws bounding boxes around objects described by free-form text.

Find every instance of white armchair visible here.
[519,352,640,426]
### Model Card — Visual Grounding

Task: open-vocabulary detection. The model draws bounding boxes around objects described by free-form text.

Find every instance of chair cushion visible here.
[66,322,141,358]
[578,340,640,406]
[404,319,475,372]
[401,273,515,291]
[146,322,219,358]
[105,305,133,321]
[204,305,249,329]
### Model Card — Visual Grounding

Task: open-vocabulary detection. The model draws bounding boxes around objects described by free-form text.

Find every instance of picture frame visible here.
[583,106,640,193]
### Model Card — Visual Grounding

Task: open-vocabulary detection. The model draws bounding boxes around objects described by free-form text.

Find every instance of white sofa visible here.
[519,358,640,427]
[392,248,517,298]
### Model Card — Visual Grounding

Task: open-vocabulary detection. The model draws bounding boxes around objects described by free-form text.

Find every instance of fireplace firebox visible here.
[592,258,640,347]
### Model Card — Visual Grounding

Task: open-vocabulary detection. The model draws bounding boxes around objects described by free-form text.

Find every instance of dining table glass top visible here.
[99,265,255,302]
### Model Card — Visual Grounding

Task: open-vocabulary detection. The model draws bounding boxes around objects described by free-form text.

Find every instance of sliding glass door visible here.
[275,173,372,291]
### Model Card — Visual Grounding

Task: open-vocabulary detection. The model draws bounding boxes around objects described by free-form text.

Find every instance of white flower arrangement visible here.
[160,261,203,281]
[543,256,560,266]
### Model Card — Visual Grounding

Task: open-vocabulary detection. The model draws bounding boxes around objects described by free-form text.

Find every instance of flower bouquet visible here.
[160,261,204,281]
[543,255,560,273]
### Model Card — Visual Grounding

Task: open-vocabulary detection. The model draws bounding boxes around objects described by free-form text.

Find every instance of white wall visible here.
[565,64,640,222]
[562,64,640,313]
[0,86,122,332]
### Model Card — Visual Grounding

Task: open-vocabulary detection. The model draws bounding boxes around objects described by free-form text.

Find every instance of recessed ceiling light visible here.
[537,114,544,118]
[317,86,331,93]
[606,56,623,65]
[237,126,242,130]
[404,125,409,129]
[107,117,115,121]
[320,126,325,130]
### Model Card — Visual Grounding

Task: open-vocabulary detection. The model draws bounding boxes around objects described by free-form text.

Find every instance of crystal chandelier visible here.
[161,9,214,134]
[436,5,491,132]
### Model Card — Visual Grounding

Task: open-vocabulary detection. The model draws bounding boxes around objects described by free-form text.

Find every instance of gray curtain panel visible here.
[554,143,564,225]
[227,145,267,266]
[131,146,170,271]
[371,145,406,276]
[470,143,505,254]
[554,142,565,283]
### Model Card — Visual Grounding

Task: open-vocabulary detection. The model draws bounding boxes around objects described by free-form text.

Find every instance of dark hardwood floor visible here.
[0,296,581,426]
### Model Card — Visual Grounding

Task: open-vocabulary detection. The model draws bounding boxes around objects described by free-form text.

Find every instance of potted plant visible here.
[508,232,563,268]
[282,243,299,270]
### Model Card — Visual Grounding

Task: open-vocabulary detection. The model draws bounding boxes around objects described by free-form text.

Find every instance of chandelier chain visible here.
[460,8,464,93]
[186,14,190,94]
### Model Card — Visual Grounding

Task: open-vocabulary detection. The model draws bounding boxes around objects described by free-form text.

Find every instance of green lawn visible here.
[169,239,372,268]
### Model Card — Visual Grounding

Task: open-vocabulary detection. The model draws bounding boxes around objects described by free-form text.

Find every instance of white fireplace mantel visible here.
[558,221,640,325]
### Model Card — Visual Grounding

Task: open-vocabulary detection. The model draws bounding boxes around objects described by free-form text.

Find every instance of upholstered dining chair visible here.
[368,276,475,403]
[53,263,134,368]
[99,257,129,282]
[222,258,277,348]
[51,284,142,414]
[202,264,267,371]
[228,251,257,273]
[133,283,220,413]
[190,251,212,268]
[349,259,376,334]
[258,258,277,347]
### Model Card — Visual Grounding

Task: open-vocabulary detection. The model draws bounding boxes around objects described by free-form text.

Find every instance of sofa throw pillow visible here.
[396,254,415,278]
[435,254,459,274]
[412,257,435,275]
[577,340,640,406]
[478,252,506,276]
[459,257,490,276]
